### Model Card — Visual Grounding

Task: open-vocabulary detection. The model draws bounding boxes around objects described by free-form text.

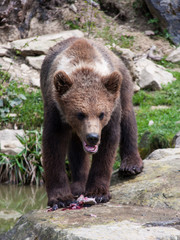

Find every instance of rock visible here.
[30,77,40,88]
[146,148,180,160]
[166,47,180,63]
[26,55,45,70]
[69,4,78,13]
[1,203,180,240]
[0,129,25,155]
[98,0,134,20]
[134,58,175,90]
[172,131,180,148]
[113,46,136,80]
[1,147,180,239]
[145,30,155,36]
[20,63,30,72]
[133,82,140,92]
[10,30,84,56]
[0,46,9,57]
[111,148,180,210]
[28,18,64,39]
[144,0,180,45]
[116,47,135,60]
[0,25,21,44]
[0,57,40,86]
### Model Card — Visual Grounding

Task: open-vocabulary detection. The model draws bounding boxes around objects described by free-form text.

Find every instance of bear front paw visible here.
[119,155,143,176]
[86,184,111,204]
[47,190,74,209]
[86,192,111,203]
[71,182,85,197]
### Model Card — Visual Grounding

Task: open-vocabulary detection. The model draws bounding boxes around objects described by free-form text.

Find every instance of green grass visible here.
[0,78,43,130]
[95,26,134,49]
[155,57,180,69]
[133,71,180,142]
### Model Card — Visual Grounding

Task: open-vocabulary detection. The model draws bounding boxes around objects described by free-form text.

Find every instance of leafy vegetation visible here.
[0,74,43,130]
[95,26,134,49]
[0,130,43,185]
[133,71,180,146]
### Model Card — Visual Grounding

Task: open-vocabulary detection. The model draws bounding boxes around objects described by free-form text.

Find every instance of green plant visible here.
[0,66,11,84]
[0,130,43,185]
[133,71,180,147]
[65,20,80,30]
[132,0,143,10]
[95,26,134,49]
[148,18,159,25]
[156,57,180,69]
[0,80,43,129]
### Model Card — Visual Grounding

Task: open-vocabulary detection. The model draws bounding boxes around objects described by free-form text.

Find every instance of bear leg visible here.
[86,113,120,203]
[119,70,143,176]
[68,133,90,197]
[119,107,143,176]
[42,105,74,207]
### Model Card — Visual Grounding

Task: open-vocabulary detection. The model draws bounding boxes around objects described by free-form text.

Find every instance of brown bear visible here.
[40,37,143,208]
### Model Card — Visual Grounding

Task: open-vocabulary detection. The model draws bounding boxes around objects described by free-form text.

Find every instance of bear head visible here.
[54,67,122,154]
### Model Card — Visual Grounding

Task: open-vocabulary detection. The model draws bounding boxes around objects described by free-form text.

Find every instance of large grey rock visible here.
[134,58,175,90]
[1,148,180,239]
[166,47,180,63]
[144,0,180,45]
[0,57,40,87]
[0,129,25,155]
[0,45,9,57]
[1,203,180,240]
[26,55,46,70]
[111,148,180,210]
[10,30,84,56]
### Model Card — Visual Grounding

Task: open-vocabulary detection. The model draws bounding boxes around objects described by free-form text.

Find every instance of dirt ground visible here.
[0,0,174,56]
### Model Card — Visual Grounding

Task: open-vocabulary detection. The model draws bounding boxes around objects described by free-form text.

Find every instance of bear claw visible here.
[119,164,143,177]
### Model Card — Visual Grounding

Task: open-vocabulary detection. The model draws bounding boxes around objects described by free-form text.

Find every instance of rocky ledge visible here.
[1,148,180,240]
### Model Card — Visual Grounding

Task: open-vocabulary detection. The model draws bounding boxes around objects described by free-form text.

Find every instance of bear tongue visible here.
[83,142,98,154]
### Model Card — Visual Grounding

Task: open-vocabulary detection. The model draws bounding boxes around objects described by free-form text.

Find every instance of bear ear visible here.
[102,71,122,95]
[54,71,73,96]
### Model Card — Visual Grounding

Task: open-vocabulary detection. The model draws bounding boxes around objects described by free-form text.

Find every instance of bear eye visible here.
[99,112,104,120]
[77,112,86,121]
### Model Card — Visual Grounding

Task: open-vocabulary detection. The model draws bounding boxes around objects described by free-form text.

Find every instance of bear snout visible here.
[86,133,99,145]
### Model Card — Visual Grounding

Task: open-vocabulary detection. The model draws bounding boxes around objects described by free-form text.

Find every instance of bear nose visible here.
[86,133,99,145]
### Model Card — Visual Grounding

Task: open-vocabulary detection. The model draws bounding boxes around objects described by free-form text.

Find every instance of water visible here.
[0,184,47,234]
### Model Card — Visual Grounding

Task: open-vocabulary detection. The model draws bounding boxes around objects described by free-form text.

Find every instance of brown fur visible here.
[40,37,143,207]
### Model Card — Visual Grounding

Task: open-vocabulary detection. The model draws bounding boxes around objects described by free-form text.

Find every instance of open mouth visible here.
[83,141,98,154]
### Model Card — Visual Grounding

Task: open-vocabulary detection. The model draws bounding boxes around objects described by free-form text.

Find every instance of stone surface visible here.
[28,18,64,39]
[26,55,45,70]
[145,30,155,36]
[1,148,180,240]
[10,30,84,56]
[111,148,180,210]
[144,0,180,45]
[134,58,175,90]
[0,129,25,155]
[1,203,180,240]
[172,131,180,148]
[0,46,9,57]
[0,57,40,86]
[166,47,180,63]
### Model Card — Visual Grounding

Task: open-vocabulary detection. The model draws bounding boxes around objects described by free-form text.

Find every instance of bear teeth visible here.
[83,142,98,153]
